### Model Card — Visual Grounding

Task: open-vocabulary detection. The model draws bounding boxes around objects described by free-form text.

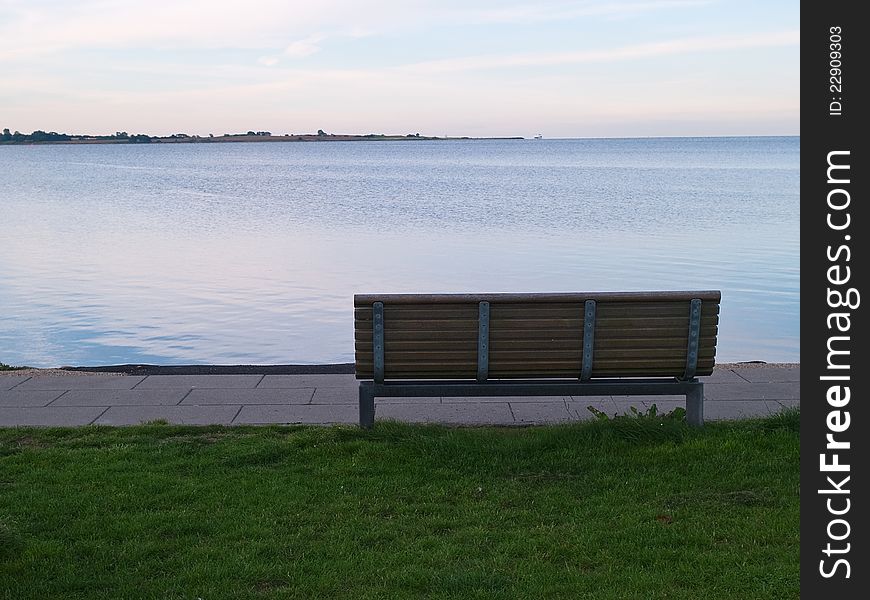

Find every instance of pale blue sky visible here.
[0,0,799,137]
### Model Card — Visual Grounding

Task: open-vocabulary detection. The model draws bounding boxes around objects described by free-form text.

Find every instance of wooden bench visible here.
[354,291,721,428]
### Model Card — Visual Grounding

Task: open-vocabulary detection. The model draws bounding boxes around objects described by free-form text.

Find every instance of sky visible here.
[0,0,799,138]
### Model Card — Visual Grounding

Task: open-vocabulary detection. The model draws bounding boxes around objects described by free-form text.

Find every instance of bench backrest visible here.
[354,291,720,381]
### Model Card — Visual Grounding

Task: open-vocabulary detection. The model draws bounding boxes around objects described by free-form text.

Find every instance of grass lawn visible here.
[0,411,799,599]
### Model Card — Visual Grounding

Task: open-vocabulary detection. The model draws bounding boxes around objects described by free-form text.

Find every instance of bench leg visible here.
[359,384,375,429]
[686,383,704,427]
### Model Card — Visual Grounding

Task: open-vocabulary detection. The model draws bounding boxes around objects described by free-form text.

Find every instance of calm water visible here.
[0,137,799,367]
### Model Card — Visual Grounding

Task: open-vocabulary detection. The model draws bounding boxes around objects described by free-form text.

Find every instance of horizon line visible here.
[1,129,801,141]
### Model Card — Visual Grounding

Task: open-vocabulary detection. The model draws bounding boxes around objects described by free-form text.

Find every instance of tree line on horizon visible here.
[0,129,280,143]
[1,129,154,143]
[2,128,437,144]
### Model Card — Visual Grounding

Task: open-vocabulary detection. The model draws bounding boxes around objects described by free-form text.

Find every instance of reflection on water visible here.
[0,137,799,366]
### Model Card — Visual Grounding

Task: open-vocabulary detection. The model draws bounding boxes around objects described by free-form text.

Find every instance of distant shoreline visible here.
[0,133,526,146]
[0,133,800,146]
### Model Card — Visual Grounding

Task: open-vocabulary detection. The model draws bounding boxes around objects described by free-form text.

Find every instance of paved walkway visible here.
[0,365,799,427]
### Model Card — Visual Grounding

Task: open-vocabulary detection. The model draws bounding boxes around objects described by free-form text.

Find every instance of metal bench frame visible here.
[357,295,709,428]
[359,378,704,428]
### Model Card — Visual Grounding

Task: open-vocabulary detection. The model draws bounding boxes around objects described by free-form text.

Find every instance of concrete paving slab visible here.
[0,390,66,408]
[377,403,514,425]
[309,388,357,404]
[704,401,771,420]
[308,388,440,404]
[258,374,358,389]
[233,404,357,425]
[703,382,799,401]
[700,369,749,383]
[94,405,241,426]
[1,375,32,390]
[766,399,801,413]
[568,395,613,404]
[442,395,572,403]
[14,376,145,391]
[510,401,572,424]
[135,375,262,389]
[732,366,800,383]
[0,406,107,427]
[182,388,314,405]
[52,389,189,407]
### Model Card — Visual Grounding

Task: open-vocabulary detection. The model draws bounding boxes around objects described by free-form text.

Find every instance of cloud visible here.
[256,31,360,66]
[283,34,326,58]
[257,56,280,66]
[347,26,377,38]
[403,30,800,73]
[455,0,714,24]
[0,0,716,60]
[0,0,376,59]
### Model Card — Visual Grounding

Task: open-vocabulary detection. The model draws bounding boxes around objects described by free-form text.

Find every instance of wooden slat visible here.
[487,337,705,349]
[355,367,717,379]
[354,311,720,324]
[355,303,720,320]
[499,317,691,329]
[356,340,480,351]
[595,304,719,316]
[356,358,715,375]
[592,347,715,360]
[355,370,716,379]
[355,290,722,305]
[355,346,716,362]
[357,338,702,350]
[354,306,479,320]
[355,351,718,366]
[366,320,478,330]
[368,301,719,313]
[355,330,474,341]
[594,326,718,339]
[356,357,716,370]
[354,327,719,342]
[357,344,716,362]
[354,318,718,337]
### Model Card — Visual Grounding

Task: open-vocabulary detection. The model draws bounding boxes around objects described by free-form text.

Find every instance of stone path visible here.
[0,365,799,427]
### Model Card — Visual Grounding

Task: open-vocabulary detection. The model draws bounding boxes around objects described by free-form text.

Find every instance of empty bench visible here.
[354,291,721,428]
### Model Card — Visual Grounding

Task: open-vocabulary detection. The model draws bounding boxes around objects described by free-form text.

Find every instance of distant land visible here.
[0,128,524,145]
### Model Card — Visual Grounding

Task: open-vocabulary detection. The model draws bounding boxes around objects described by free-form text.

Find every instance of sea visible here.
[0,136,799,367]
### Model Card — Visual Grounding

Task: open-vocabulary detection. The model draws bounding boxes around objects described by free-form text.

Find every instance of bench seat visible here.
[354,291,721,427]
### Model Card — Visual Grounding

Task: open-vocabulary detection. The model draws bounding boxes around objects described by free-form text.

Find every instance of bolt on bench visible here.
[354,291,721,428]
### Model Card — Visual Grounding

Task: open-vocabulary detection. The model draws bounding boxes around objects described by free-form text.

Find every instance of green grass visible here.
[0,411,799,599]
